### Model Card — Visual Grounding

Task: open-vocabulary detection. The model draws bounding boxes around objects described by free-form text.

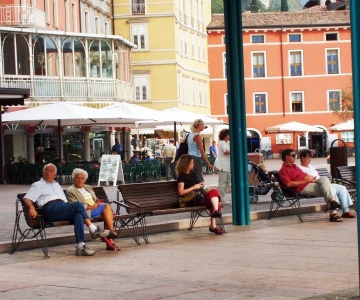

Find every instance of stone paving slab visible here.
[0,213,358,299]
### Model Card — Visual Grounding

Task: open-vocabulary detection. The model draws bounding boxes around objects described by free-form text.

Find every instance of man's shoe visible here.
[329,213,343,222]
[75,245,96,256]
[107,230,118,239]
[329,200,342,210]
[342,211,356,218]
[89,226,110,239]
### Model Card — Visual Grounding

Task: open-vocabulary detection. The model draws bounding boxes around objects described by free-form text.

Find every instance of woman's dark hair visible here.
[176,154,193,176]
[281,148,294,162]
[299,149,312,159]
[218,129,230,141]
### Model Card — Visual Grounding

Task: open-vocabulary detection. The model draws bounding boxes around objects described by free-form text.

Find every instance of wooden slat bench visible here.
[117,181,225,243]
[10,187,143,257]
[335,166,357,211]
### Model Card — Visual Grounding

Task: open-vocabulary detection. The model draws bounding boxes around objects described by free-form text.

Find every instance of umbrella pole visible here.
[58,119,62,162]
[173,122,176,143]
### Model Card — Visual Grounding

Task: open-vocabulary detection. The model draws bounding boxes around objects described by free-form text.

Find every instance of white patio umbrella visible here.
[135,107,224,141]
[328,119,354,131]
[266,121,323,150]
[103,102,164,121]
[266,121,323,133]
[2,103,136,160]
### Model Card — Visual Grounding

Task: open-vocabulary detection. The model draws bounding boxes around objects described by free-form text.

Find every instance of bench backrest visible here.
[335,166,356,183]
[272,172,298,198]
[17,193,43,228]
[315,167,333,181]
[118,181,179,213]
[17,186,110,228]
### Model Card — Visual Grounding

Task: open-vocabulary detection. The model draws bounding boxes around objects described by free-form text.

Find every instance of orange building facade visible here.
[207,9,353,157]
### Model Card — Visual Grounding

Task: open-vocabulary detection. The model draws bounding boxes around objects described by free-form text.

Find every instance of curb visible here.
[1,204,327,255]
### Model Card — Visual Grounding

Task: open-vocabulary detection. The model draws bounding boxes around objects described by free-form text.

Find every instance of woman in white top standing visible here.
[214,129,231,203]
[187,119,214,182]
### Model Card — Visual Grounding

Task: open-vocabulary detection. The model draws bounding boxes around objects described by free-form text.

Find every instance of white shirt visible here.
[214,140,231,172]
[298,164,319,179]
[24,178,67,208]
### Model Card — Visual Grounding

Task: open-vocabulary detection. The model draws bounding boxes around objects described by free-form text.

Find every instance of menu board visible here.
[97,155,124,186]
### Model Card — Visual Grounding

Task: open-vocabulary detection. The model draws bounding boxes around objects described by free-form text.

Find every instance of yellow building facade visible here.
[113,0,212,114]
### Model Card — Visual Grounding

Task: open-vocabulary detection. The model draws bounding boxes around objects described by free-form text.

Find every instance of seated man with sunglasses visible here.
[278,148,343,222]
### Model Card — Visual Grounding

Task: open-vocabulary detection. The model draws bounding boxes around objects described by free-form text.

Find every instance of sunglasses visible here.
[288,153,296,157]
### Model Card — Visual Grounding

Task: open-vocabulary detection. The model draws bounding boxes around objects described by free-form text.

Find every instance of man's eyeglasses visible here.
[288,153,296,157]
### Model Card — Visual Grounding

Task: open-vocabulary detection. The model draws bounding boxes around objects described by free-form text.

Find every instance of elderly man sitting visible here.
[23,163,110,256]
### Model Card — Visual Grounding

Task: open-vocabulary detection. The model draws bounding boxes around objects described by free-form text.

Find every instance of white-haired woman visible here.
[66,168,120,250]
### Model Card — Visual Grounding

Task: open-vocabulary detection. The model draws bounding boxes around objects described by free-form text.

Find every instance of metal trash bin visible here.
[329,139,348,178]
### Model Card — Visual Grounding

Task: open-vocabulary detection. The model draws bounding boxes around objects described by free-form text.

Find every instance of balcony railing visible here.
[1,77,133,103]
[0,5,46,29]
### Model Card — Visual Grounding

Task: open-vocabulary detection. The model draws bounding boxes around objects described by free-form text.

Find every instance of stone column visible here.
[27,133,35,164]
[82,127,91,161]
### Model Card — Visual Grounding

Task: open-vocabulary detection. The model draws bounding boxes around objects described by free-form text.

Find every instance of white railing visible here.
[1,77,133,102]
[0,5,46,29]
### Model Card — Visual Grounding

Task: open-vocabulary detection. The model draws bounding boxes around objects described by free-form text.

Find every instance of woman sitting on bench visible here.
[176,154,224,235]
[66,168,120,251]
[298,149,355,219]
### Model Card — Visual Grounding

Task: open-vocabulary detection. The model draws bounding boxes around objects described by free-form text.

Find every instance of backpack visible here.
[175,134,189,161]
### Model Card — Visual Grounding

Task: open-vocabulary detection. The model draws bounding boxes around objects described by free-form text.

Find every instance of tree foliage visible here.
[211,0,303,13]
[335,80,354,121]
[281,0,289,11]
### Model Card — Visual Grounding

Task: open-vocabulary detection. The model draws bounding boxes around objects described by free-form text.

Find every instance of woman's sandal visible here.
[209,227,225,235]
[329,213,343,222]
[106,244,121,251]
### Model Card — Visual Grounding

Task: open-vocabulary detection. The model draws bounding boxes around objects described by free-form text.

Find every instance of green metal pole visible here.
[223,0,250,225]
[349,0,360,293]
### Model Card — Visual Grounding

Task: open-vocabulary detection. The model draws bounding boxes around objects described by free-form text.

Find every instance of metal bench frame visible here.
[117,181,225,243]
[10,187,143,257]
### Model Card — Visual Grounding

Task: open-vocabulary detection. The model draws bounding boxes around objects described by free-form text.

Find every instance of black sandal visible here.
[329,213,343,222]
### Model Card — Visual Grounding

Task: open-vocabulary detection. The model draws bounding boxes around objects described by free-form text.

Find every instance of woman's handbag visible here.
[175,134,189,161]
[179,189,205,208]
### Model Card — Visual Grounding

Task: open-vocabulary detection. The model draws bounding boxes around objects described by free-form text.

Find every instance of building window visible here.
[326,33,338,41]
[45,0,50,23]
[223,53,227,79]
[291,92,303,112]
[54,0,59,27]
[254,93,267,113]
[222,35,226,44]
[85,11,89,33]
[341,131,354,143]
[289,34,301,42]
[252,35,264,43]
[131,23,147,50]
[184,31,187,56]
[72,3,76,32]
[134,75,149,101]
[289,51,302,76]
[95,17,99,34]
[132,0,145,15]
[328,90,341,111]
[252,52,265,77]
[327,49,339,74]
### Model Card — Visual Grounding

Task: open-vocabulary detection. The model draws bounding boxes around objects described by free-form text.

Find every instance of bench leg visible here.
[267,197,304,222]
[10,212,49,257]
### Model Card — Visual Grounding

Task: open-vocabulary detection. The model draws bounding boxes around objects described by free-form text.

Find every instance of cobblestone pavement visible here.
[0,158,358,299]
